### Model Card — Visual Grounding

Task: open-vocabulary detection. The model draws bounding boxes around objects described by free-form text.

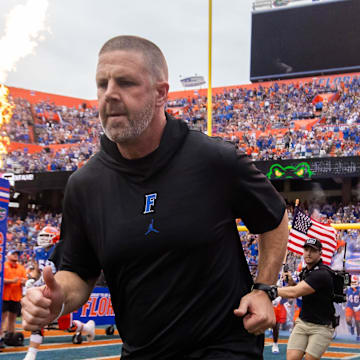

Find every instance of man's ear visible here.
[155,81,169,107]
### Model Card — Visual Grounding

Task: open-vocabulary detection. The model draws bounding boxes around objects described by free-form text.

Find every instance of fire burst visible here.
[0,84,13,166]
[0,0,50,169]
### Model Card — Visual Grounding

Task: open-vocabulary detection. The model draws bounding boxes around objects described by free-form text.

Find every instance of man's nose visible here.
[105,79,121,102]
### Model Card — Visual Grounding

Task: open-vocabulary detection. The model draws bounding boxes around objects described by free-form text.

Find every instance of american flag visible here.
[287,207,337,265]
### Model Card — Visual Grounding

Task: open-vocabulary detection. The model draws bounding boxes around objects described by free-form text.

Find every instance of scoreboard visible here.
[250,0,360,82]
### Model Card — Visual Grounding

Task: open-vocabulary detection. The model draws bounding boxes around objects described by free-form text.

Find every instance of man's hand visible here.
[282,271,290,281]
[234,290,275,335]
[21,266,65,331]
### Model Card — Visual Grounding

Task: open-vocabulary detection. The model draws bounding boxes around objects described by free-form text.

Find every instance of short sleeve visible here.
[230,150,286,234]
[305,269,333,292]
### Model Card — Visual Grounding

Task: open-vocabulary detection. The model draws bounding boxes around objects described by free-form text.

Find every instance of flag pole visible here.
[283,198,300,270]
[294,198,300,209]
[342,242,347,272]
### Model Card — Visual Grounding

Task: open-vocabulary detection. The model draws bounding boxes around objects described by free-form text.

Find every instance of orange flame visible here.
[0,84,13,160]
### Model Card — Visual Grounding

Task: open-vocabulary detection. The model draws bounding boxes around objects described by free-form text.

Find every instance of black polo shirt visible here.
[300,261,335,325]
[60,115,286,359]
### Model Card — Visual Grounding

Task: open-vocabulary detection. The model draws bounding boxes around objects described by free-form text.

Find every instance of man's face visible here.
[303,246,321,267]
[96,50,156,144]
[8,252,18,263]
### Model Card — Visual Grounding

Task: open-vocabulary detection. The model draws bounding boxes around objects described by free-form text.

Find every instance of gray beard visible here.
[102,101,154,144]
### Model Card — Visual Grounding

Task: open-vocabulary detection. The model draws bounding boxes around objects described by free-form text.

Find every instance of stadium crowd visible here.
[168,79,360,160]
[6,211,61,266]
[2,76,360,173]
[4,142,97,173]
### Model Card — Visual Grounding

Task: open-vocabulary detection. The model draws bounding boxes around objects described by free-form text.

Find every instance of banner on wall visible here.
[255,156,360,180]
[72,287,115,326]
[0,178,10,324]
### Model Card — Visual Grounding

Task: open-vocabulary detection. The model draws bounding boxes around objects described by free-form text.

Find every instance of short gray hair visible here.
[99,35,168,82]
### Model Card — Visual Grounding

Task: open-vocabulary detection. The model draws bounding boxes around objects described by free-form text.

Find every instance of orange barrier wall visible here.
[7,86,94,108]
[8,142,80,154]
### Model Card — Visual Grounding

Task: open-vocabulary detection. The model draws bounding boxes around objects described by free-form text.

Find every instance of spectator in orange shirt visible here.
[0,250,27,348]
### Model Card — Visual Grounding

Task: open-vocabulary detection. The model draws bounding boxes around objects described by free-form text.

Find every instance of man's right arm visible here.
[54,270,97,315]
[22,266,97,331]
[277,280,315,299]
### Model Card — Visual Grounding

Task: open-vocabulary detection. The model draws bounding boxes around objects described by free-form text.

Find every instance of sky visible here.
[0,0,254,100]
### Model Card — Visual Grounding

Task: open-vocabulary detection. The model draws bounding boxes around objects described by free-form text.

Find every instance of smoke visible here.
[311,182,326,201]
[0,0,50,83]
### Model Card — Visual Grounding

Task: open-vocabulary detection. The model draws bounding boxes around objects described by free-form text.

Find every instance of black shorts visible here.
[2,300,21,317]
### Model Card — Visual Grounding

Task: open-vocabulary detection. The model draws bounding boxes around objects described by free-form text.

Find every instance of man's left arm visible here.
[256,210,289,284]
[234,211,289,335]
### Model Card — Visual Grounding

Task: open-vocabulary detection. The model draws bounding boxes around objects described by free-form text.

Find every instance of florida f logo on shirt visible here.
[144,193,157,214]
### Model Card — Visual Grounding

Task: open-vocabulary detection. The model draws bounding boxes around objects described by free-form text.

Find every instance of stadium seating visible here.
[4,75,360,173]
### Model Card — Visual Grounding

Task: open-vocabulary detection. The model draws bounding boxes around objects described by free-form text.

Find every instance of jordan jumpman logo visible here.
[145,218,159,235]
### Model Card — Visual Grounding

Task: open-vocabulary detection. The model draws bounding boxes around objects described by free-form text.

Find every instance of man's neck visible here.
[306,259,321,270]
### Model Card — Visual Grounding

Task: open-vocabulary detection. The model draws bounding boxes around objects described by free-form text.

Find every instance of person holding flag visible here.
[276,238,336,360]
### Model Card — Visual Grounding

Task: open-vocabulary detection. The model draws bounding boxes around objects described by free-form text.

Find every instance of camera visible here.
[333,270,350,303]
[344,272,350,286]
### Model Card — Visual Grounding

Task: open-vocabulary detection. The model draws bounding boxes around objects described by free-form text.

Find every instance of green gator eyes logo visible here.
[266,162,313,180]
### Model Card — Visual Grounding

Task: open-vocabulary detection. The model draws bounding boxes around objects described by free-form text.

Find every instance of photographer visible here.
[277,238,335,360]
